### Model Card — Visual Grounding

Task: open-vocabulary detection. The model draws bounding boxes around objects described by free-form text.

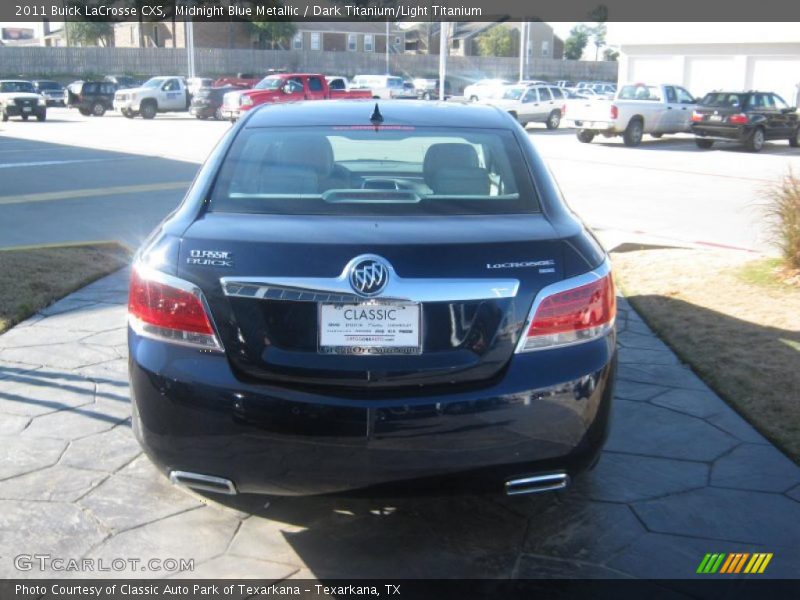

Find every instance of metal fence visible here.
[0,46,618,88]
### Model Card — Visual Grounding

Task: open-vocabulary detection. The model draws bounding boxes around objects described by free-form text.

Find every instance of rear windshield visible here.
[210,126,538,216]
[699,93,748,108]
[618,85,662,101]
[0,81,34,93]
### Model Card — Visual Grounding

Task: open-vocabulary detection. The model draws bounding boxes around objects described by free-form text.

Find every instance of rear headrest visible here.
[273,135,334,177]
[423,143,479,186]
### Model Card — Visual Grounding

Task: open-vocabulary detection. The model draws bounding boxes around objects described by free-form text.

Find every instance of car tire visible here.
[214,108,223,121]
[695,138,714,149]
[21,114,28,121]
[650,133,663,138]
[122,109,135,119]
[546,110,561,130]
[78,108,91,116]
[1,109,7,122]
[576,129,595,143]
[140,102,157,120]
[745,127,765,153]
[92,102,106,117]
[789,126,800,148]
[470,95,479,102]
[623,119,644,147]
[36,112,46,122]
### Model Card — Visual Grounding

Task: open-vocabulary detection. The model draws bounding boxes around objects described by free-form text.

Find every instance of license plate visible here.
[709,115,722,122]
[318,303,421,355]
[22,106,32,112]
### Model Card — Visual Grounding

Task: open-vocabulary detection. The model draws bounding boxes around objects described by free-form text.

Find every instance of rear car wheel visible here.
[36,111,46,122]
[470,95,479,102]
[789,126,800,148]
[546,110,561,130]
[623,120,644,147]
[122,109,135,119]
[695,138,714,149]
[140,102,157,120]
[21,115,28,122]
[92,102,106,117]
[1,109,7,122]
[576,129,595,143]
[650,133,663,139]
[745,127,764,153]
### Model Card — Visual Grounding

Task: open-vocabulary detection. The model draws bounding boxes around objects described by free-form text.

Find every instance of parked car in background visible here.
[0,80,47,122]
[463,78,510,102]
[190,85,242,120]
[65,80,116,116]
[127,100,617,498]
[186,77,214,98]
[104,75,142,89]
[325,76,351,91]
[213,73,261,89]
[351,75,408,99]
[490,84,566,129]
[113,76,190,119]
[221,73,372,121]
[691,91,800,152]
[32,80,65,106]
[568,83,697,146]
[413,78,452,100]
[589,83,617,97]
[556,80,576,89]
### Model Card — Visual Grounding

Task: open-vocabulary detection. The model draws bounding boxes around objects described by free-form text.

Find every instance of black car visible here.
[0,80,47,122]
[190,85,242,120]
[31,80,66,106]
[691,91,800,152]
[128,101,617,498]
[104,75,141,89]
[65,80,117,116]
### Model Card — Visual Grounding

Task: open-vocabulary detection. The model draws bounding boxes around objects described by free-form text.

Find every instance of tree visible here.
[475,25,516,58]
[603,48,619,62]
[590,22,607,60]
[250,21,296,50]
[64,21,113,47]
[563,25,589,60]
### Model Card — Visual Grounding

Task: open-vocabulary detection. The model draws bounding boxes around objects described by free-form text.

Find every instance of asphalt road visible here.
[1,105,799,252]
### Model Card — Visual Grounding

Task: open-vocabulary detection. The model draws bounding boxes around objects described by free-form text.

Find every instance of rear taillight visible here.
[516,265,616,352]
[610,105,618,119]
[691,111,704,122]
[561,104,567,117]
[729,113,749,124]
[128,266,223,351]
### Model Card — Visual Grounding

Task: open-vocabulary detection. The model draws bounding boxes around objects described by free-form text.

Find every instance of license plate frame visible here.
[709,114,723,122]
[22,106,32,112]
[318,302,422,356]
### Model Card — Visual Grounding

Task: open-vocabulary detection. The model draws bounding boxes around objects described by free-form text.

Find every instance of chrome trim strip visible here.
[169,471,237,495]
[505,472,570,496]
[220,254,519,303]
[514,258,613,354]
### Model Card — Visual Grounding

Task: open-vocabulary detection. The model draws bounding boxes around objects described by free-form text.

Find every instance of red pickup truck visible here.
[221,73,372,121]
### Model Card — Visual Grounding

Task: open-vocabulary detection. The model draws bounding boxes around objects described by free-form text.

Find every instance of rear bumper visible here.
[691,123,750,142]
[571,120,616,132]
[190,105,217,118]
[4,105,44,117]
[129,329,616,496]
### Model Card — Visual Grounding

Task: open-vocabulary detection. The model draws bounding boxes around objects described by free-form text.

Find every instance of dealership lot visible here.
[1,106,798,253]
[1,106,800,580]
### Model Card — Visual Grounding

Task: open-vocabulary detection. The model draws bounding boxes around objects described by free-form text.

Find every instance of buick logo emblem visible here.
[349,258,389,296]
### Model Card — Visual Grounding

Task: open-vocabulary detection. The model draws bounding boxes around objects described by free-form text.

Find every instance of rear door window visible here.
[308,77,324,92]
[210,126,539,216]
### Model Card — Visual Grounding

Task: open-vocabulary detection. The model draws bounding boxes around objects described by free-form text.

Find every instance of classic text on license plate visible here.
[319,303,420,355]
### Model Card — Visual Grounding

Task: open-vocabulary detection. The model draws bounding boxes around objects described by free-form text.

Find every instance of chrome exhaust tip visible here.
[505,472,570,496]
[169,470,237,495]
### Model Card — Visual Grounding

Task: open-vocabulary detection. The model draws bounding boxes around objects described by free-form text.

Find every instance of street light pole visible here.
[438,22,448,101]
[519,21,527,82]
[385,21,390,74]
[186,19,195,78]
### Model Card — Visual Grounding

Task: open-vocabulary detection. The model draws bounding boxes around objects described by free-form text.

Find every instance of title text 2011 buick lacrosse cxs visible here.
[128,101,617,497]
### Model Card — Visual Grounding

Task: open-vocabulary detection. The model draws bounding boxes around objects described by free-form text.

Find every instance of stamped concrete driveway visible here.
[0,269,799,580]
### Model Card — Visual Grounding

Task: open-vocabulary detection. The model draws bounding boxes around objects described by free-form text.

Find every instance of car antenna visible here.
[370,103,383,125]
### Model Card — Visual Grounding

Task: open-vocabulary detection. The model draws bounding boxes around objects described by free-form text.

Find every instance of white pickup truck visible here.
[113,76,189,119]
[567,83,697,146]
